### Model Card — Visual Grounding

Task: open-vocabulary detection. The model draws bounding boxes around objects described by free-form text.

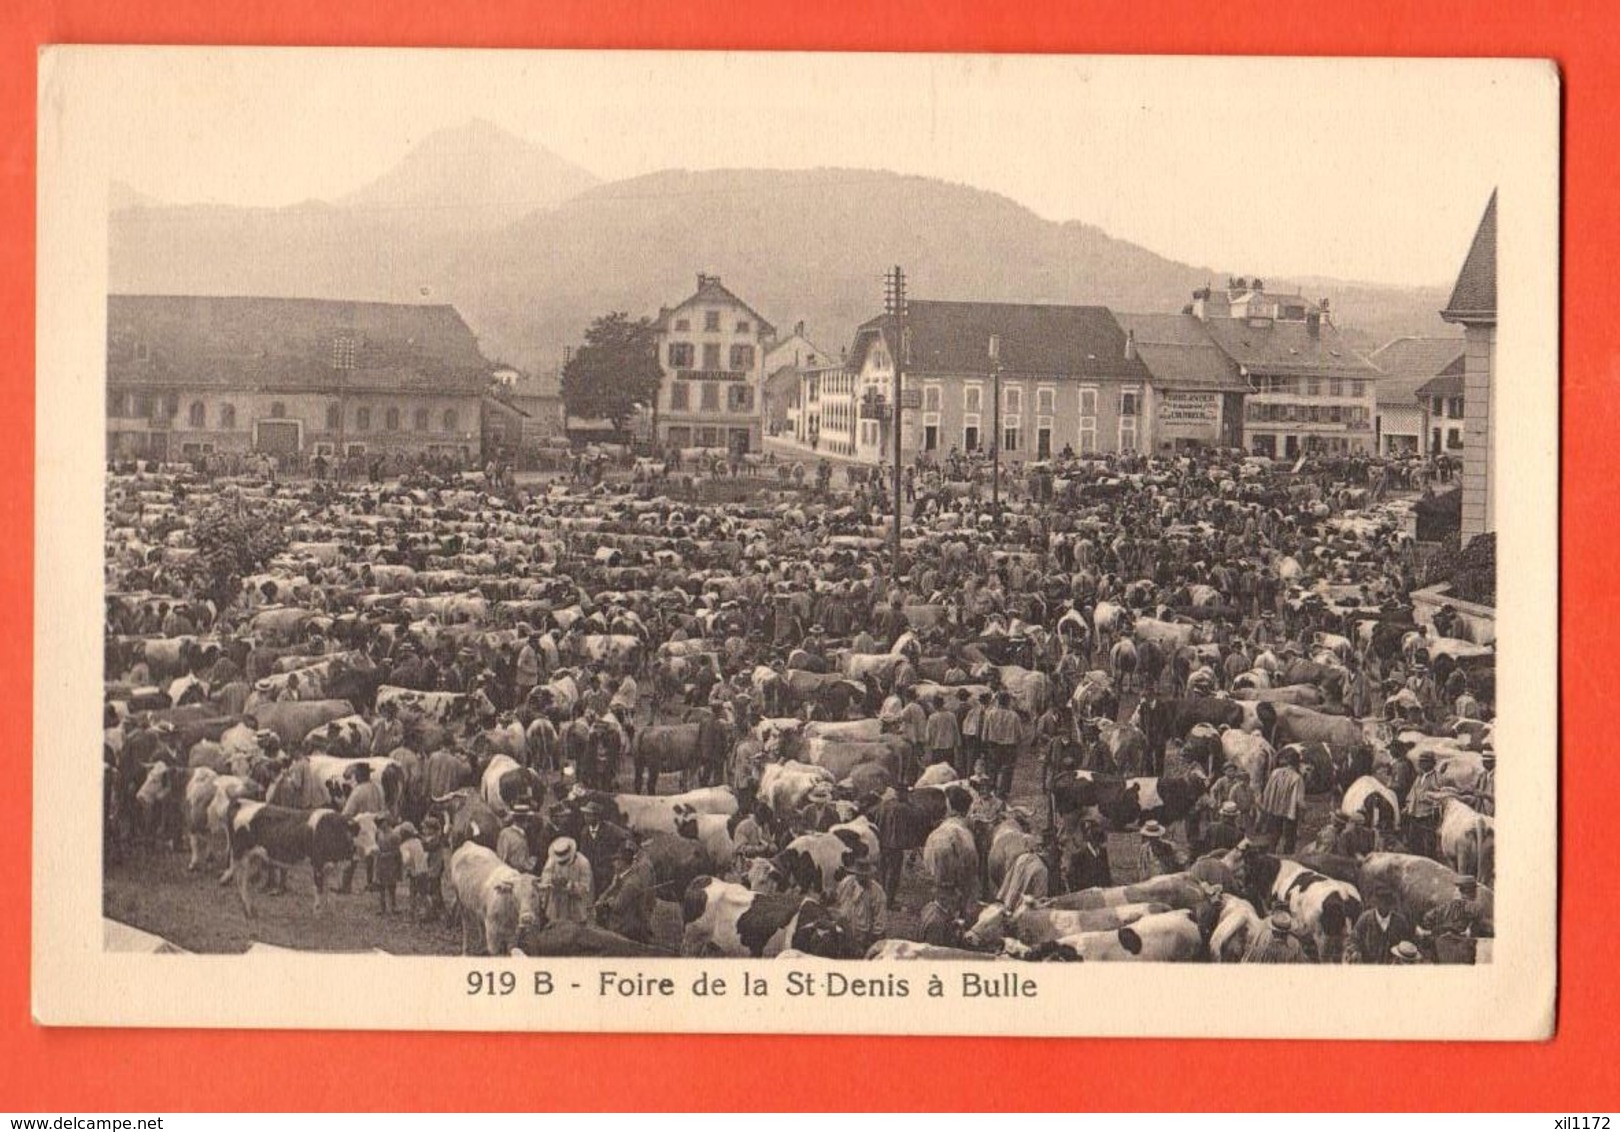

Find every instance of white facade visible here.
[653,274,772,453]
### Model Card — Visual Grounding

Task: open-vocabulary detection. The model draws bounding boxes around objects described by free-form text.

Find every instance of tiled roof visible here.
[1415,359,1466,398]
[854,300,1152,380]
[1197,314,1379,379]
[1113,312,1249,392]
[1441,191,1497,324]
[654,275,776,337]
[1368,335,1466,405]
[106,295,491,395]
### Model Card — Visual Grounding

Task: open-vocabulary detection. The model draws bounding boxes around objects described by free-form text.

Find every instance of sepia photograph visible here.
[34,47,1559,1036]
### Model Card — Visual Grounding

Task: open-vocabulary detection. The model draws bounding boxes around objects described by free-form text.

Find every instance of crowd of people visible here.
[104,440,1496,964]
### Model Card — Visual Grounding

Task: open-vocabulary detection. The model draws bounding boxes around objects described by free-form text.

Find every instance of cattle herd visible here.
[104,447,1496,966]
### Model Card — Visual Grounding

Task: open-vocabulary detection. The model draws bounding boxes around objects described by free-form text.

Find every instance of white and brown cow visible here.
[679,876,850,959]
[449,842,543,956]
[221,800,364,918]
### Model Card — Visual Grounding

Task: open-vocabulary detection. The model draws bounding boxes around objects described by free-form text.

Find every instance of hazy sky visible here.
[100,50,1535,288]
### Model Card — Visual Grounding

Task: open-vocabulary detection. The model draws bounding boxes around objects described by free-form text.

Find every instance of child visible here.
[374,816,403,915]
[397,822,427,922]
[420,816,448,924]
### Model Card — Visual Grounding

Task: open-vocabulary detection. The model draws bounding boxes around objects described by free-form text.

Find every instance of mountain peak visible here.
[335,118,600,227]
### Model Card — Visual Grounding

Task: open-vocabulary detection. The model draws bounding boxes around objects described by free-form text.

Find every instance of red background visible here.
[0,0,1605,1111]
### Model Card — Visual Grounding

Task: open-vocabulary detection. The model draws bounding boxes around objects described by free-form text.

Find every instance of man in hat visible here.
[1306,811,1350,856]
[1390,940,1427,964]
[538,836,594,926]
[334,762,388,893]
[1259,745,1305,853]
[923,693,961,773]
[1473,749,1496,817]
[981,691,1024,799]
[575,800,628,898]
[595,839,656,943]
[800,784,841,835]
[1405,751,1444,859]
[497,806,538,872]
[514,633,542,707]
[1346,884,1415,964]
[1136,820,1186,879]
[1335,811,1377,858]
[833,855,888,954]
[369,698,405,758]
[1421,875,1490,944]
[1202,800,1247,855]
[1243,910,1308,964]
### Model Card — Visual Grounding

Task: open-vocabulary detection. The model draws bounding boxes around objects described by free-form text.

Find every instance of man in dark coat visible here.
[1064,817,1113,893]
[1346,885,1415,964]
[595,841,656,942]
[575,800,630,899]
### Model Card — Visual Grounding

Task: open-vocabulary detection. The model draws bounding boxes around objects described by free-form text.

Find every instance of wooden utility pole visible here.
[989,333,1002,519]
[884,266,907,580]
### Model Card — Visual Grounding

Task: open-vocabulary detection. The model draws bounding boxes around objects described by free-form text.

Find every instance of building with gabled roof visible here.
[651,273,775,454]
[1187,281,1380,458]
[1114,311,1250,451]
[845,299,1154,465]
[105,294,491,465]
[1368,335,1466,455]
[1440,191,1498,536]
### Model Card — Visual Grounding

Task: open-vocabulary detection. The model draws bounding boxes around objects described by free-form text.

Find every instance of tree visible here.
[560,312,662,434]
[178,502,289,611]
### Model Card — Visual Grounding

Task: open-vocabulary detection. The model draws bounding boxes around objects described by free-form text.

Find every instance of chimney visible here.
[1124,329,1137,362]
[696,273,710,289]
[795,320,805,338]
[1306,311,1321,339]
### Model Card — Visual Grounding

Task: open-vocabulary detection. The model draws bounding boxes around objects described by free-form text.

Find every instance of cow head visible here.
[347,814,380,859]
[789,902,852,959]
[963,903,1009,949]
[744,856,790,894]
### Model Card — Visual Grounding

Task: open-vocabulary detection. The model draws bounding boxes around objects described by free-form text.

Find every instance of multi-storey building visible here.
[1440,192,1497,536]
[1189,282,1380,458]
[1367,336,1466,456]
[105,295,491,465]
[651,274,774,454]
[844,300,1155,465]
[1114,312,1249,452]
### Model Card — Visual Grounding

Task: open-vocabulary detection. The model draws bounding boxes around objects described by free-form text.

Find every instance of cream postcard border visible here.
[33,48,1560,1037]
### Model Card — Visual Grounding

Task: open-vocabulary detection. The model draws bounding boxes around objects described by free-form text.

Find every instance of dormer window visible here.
[704,311,721,332]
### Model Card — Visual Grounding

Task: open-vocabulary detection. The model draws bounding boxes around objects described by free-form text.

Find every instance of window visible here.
[1119,415,1138,452]
[703,343,722,371]
[1003,416,1021,453]
[1037,424,1053,460]
[267,401,284,419]
[669,343,695,369]
[704,311,721,332]
[188,401,206,428]
[1448,397,1464,418]
[1120,390,1140,417]
[698,427,719,447]
[1005,385,1023,415]
[667,426,692,447]
[674,318,690,332]
[414,407,429,431]
[219,403,237,429]
[443,409,458,432]
[736,320,751,333]
[670,383,690,411]
[965,385,983,414]
[163,393,179,418]
[1306,376,1321,396]
[1351,380,1366,398]
[323,404,339,430]
[728,385,754,412]
[924,386,942,412]
[1329,378,1343,397]
[701,383,720,412]
[1037,387,1055,416]
[1079,423,1097,454]
[356,407,371,432]
[963,416,981,452]
[729,344,755,371]
[1447,427,1463,450]
[385,407,400,431]
[923,418,940,452]
[1328,405,1343,424]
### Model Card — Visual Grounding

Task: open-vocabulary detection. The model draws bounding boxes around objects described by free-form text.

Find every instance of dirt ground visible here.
[105,723,1337,955]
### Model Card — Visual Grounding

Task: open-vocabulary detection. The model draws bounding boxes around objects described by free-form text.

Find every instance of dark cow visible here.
[1134,696,1246,763]
[222,800,363,917]
[1053,768,1210,832]
[680,876,851,958]
[1256,702,1367,754]
[428,789,501,851]
[632,715,729,794]
[529,922,673,957]
[1236,846,1364,961]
